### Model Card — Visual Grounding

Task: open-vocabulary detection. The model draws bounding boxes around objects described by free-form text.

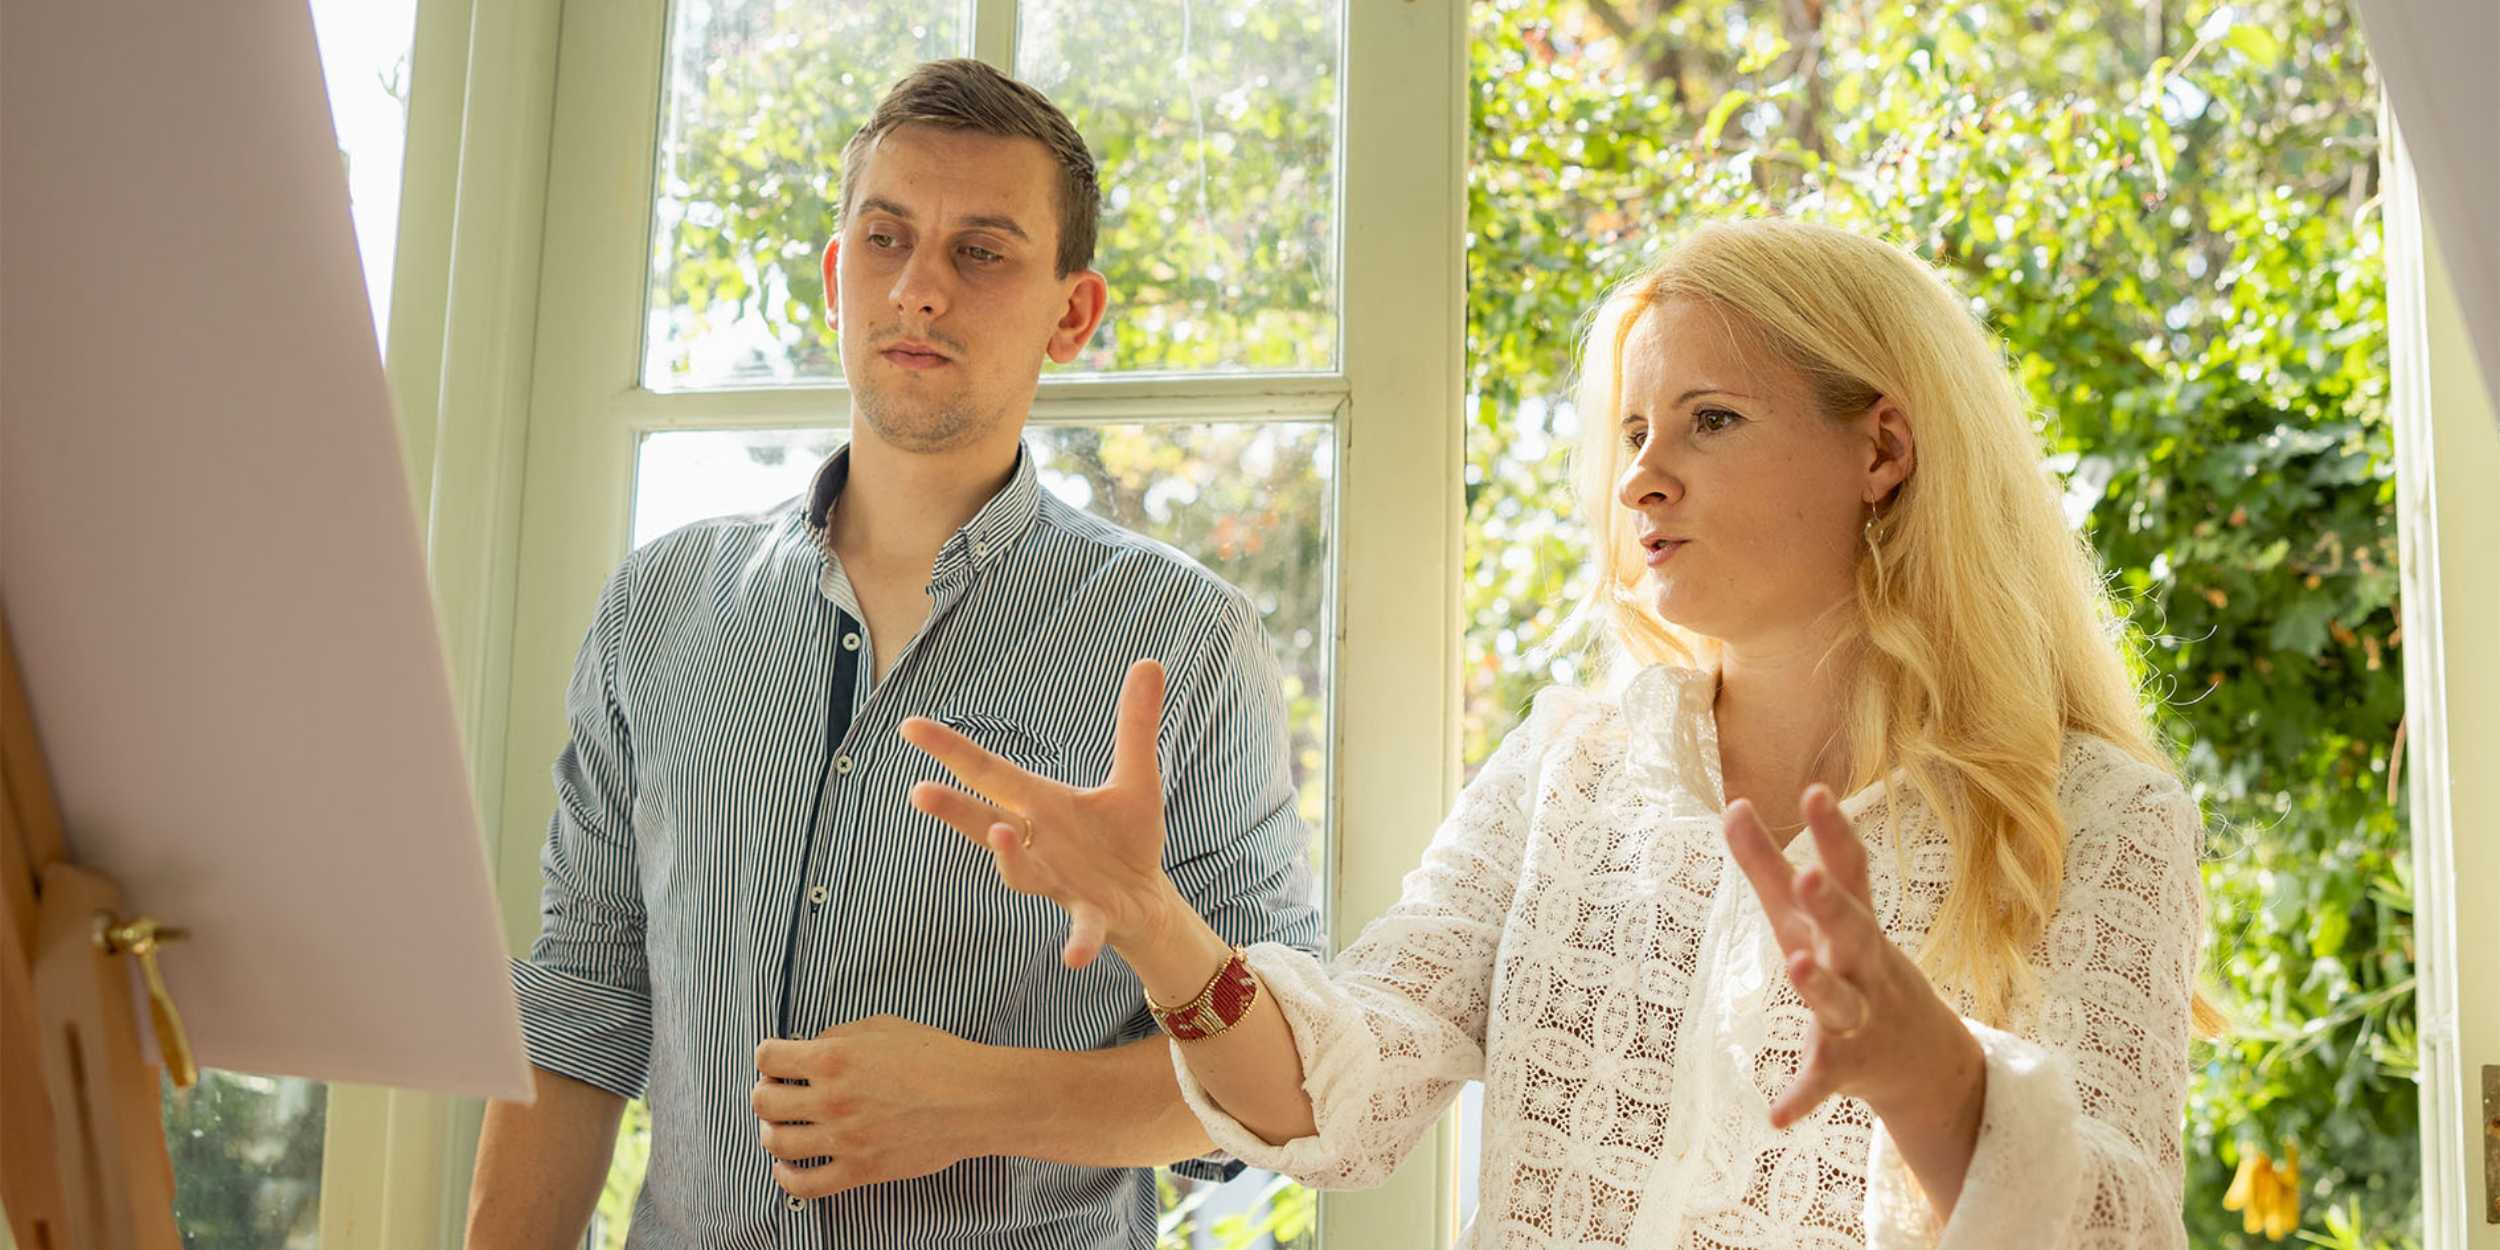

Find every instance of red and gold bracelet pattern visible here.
[1149,947,1260,1041]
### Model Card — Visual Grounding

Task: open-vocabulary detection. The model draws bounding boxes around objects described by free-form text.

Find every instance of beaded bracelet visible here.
[1148,947,1260,1041]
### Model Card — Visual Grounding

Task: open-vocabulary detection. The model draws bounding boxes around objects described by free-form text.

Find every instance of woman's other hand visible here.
[1721,786,1987,1193]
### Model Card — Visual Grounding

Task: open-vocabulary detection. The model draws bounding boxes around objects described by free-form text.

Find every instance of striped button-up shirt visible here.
[510,444,1324,1249]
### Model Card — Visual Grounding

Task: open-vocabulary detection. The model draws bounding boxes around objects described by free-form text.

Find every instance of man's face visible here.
[822,124,1106,454]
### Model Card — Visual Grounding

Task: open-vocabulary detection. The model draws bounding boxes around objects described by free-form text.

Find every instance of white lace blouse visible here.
[1170,665,2204,1249]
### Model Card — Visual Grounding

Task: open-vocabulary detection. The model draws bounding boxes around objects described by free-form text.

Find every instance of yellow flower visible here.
[2222,1141,2301,1241]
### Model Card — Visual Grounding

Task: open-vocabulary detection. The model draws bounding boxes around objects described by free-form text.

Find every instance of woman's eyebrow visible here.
[1674,387,1753,405]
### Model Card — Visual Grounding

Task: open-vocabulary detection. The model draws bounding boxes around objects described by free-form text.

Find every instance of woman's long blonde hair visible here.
[1572,219,2211,1029]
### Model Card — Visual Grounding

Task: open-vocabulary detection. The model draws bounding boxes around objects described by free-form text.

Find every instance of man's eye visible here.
[962,245,1002,263]
[866,231,899,249]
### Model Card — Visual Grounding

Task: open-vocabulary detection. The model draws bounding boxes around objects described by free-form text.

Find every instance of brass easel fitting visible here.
[93,914,198,1090]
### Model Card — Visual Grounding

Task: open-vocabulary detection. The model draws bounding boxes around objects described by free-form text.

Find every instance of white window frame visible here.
[319,0,568,1245]
[2382,109,2500,1248]
[316,2,1468,1247]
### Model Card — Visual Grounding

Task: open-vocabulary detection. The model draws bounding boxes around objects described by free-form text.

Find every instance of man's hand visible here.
[751,1015,999,1199]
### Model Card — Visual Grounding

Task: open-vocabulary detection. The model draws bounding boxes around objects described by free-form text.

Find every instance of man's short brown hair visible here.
[837,59,1100,278]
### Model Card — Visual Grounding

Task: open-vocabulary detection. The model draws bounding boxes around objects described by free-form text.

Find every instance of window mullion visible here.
[606,375,1351,432]
[971,0,1017,69]
[1323,0,1467,1245]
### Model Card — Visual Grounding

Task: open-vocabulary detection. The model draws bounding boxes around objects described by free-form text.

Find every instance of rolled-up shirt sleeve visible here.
[508,553,654,1101]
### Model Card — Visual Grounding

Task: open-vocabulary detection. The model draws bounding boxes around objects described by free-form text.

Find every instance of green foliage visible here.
[1467,1,2411,1244]
[648,0,1338,388]
[162,1072,325,1249]
[1158,1172,1316,1250]
[595,1098,653,1250]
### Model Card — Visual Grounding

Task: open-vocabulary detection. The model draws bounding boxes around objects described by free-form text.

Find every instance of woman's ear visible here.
[1863,396,1915,505]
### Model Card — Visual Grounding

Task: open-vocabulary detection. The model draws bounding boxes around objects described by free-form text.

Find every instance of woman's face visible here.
[1613,300,1902,651]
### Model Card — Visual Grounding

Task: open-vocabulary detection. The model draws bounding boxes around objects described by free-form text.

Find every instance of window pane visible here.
[311,0,419,342]
[1017,0,1341,375]
[163,1072,327,1250]
[643,0,971,391]
[612,423,1333,1241]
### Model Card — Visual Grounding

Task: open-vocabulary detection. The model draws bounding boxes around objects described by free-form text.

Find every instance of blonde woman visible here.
[899,219,2208,1248]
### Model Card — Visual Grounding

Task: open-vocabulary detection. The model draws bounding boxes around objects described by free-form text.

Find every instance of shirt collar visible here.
[1620,660,1899,844]
[802,441,1044,592]
[1622,662,1727,808]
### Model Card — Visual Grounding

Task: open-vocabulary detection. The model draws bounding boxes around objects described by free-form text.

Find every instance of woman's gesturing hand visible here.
[1721,786,1988,1144]
[899,658,1185,971]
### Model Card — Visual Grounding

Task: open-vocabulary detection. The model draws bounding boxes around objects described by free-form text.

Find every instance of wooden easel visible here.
[0,612,185,1250]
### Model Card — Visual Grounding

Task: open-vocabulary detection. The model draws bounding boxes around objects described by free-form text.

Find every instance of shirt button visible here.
[973,540,989,561]
[807,884,829,906]
[786,1194,806,1211]
[834,755,853,775]
[842,632,861,652]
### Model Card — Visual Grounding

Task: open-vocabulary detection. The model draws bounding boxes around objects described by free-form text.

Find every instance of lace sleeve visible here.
[1171,690,1583,1188]
[1863,743,2205,1248]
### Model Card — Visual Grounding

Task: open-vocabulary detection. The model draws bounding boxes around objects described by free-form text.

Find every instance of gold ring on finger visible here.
[1826,996,1871,1041]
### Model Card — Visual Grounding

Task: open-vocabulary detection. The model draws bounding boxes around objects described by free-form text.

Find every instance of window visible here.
[495,3,1463,1247]
[594,1,1344,1232]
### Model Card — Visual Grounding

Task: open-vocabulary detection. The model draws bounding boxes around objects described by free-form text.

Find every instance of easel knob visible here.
[95,914,199,1089]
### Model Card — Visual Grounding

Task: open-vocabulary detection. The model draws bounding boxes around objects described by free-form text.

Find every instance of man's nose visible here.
[889,247,948,319]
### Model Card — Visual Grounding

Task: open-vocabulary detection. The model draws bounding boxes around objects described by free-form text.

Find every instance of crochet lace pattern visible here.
[1172,665,2203,1249]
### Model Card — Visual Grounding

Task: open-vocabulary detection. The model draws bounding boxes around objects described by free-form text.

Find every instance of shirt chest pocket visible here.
[937,713,1080,788]
[843,713,1092,1042]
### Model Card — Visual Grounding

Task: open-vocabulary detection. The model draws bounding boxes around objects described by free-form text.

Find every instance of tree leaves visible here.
[1463,3,2410,1243]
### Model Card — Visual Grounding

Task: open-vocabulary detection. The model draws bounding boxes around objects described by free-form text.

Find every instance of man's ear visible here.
[1863,395,1916,506]
[1045,269,1110,365]
[820,237,841,333]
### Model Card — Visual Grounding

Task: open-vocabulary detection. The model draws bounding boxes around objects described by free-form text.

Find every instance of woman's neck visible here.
[1712,623,1860,843]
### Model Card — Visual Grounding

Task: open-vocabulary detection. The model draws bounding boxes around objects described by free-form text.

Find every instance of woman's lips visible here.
[1644,539,1687,568]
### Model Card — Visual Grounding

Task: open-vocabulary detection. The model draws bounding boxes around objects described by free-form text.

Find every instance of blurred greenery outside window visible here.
[1462,3,2411,1247]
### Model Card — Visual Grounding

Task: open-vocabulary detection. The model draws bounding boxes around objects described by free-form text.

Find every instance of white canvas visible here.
[0,0,530,1101]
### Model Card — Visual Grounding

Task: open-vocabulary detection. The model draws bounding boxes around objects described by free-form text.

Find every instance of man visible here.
[465,59,1321,1249]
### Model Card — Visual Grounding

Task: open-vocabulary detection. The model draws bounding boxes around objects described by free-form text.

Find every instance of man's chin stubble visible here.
[852,391,996,455]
